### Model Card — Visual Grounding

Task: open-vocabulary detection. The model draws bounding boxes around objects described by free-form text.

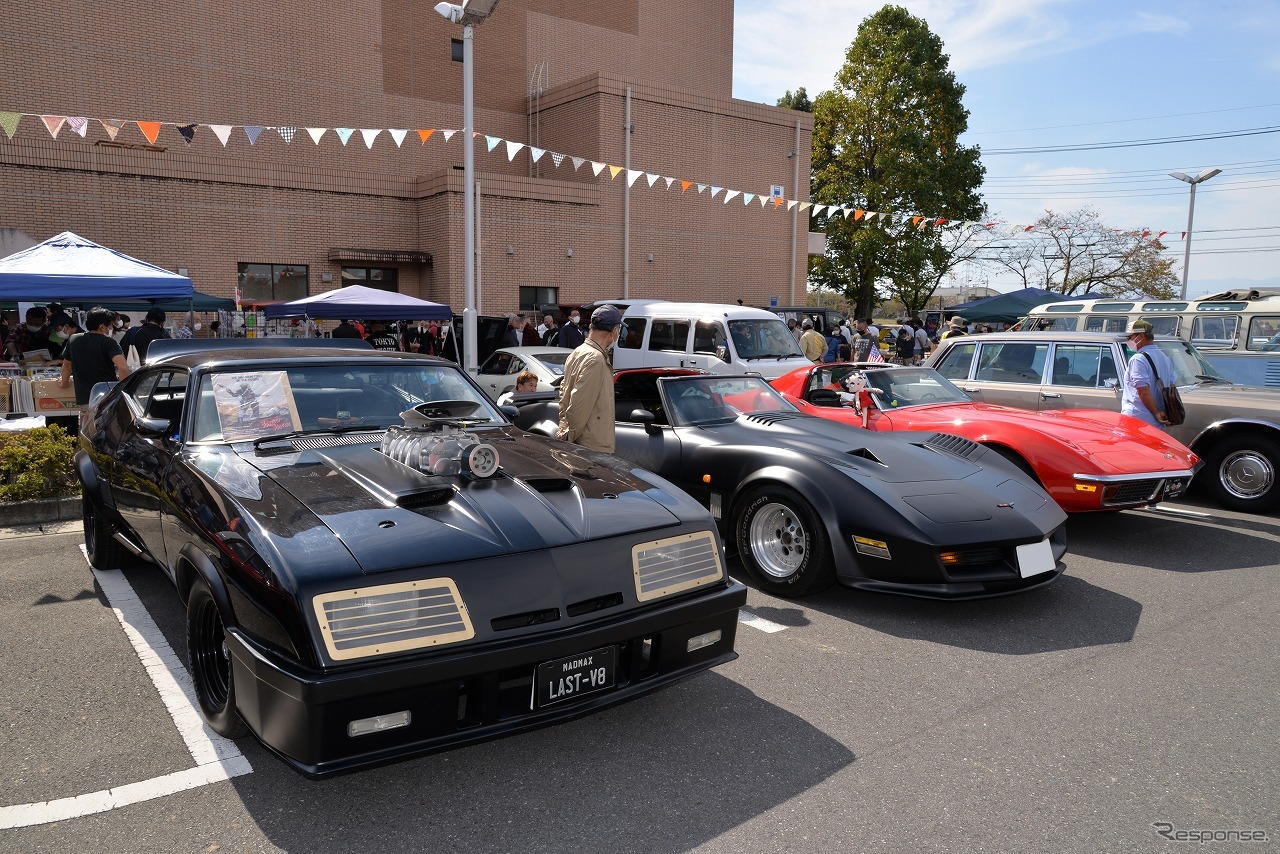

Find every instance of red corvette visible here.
[771,362,1200,513]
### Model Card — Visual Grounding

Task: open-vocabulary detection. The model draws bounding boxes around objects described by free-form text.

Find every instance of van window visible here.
[729,319,804,359]
[693,320,729,361]
[1246,316,1280,351]
[618,318,647,349]
[974,342,1048,383]
[1140,315,1181,336]
[1191,315,1239,349]
[1030,317,1078,331]
[1050,345,1108,387]
[648,320,689,353]
[1084,315,1128,333]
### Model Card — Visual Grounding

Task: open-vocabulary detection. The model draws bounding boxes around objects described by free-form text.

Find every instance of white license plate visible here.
[1015,539,1055,578]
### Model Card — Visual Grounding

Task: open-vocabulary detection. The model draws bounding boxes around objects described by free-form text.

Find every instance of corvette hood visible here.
[238,429,681,573]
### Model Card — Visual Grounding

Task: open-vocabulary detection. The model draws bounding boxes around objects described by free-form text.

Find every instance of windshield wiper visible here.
[1194,374,1229,384]
[252,424,382,447]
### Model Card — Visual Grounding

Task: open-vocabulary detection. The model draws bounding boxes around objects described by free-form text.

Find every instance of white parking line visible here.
[1141,505,1214,518]
[0,552,252,829]
[738,610,789,633]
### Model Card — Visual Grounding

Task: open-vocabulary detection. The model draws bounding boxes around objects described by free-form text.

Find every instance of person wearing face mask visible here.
[175,315,195,340]
[111,314,132,343]
[8,307,53,361]
[556,305,622,453]
[557,309,585,349]
[47,314,80,360]
[402,319,432,354]
[60,306,130,407]
[131,308,171,362]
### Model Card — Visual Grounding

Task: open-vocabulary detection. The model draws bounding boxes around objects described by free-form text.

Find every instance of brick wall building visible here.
[0,0,813,314]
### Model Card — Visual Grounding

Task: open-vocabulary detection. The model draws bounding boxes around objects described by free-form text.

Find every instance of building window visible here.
[341,267,399,292]
[519,286,558,312]
[451,39,463,62]
[237,263,309,301]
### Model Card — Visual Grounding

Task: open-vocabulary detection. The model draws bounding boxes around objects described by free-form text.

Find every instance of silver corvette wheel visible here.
[748,501,809,579]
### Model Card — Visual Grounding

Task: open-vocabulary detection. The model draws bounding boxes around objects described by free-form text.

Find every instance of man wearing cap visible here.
[798,318,826,363]
[1122,319,1174,429]
[557,305,623,453]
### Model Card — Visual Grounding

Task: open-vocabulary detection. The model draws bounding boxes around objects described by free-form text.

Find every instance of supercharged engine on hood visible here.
[379,400,501,478]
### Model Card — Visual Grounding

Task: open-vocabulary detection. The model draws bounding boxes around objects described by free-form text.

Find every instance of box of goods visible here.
[30,380,78,412]
[0,377,11,414]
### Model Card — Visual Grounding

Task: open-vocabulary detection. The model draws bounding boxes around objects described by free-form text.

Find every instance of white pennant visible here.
[361,128,381,148]
[529,146,545,162]
[591,161,607,176]
[710,186,723,198]
[697,184,708,193]
[742,193,755,205]
[723,190,739,203]
[335,128,355,145]
[505,140,525,160]
[210,125,234,146]
[787,200,798,210]
[664,176,675,189]
[441,129,457,141]
[67,117,89,137]
[799,202,811,211]
[389,129,408,147]
[626,169,643,187]
[758,195,769,207]
[571,156,586,170]
[646,173,660,187]
[306,127,326,144]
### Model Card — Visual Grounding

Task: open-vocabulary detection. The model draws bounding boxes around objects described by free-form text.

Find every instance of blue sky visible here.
[733,0,1280,296]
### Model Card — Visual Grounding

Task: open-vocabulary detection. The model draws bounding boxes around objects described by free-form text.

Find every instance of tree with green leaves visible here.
[988,208,1180,298]
[776,88,812,113]
[811,5,985,318]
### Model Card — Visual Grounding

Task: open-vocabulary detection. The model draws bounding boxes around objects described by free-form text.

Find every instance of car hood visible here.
[236,428,682,573]
[879,403,1198,473]
[1181,381,1280,410]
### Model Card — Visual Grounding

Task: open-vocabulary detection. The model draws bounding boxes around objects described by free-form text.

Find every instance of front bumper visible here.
[1068,467,1199,510]
[227,580,747,777]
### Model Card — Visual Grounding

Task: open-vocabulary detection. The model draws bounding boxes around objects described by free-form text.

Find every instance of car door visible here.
[1038,343,1124,412]
[687,319,731,373]
[475,351,515,399]
[112,368,185,561]
[949,340,1051,410]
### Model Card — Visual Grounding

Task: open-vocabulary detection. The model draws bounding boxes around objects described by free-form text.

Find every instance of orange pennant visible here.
[773,197,783,207]
[680,180,692,193]
[912,216,923,227]
[417,129,435,144]
[854,210,865,220]
[136,121,162,144]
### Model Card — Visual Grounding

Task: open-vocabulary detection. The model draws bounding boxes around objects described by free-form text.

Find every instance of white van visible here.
[588,300,814,379]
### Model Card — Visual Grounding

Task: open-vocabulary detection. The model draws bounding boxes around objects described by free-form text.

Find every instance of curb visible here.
[0,496,82,528]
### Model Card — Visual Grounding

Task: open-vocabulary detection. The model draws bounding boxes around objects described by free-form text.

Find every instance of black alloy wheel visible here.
[83,493,128,570]
[186,579,249,739]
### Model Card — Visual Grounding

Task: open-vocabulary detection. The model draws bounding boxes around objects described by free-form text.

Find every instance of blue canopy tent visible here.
[946,287,1069,325]
[264,284,452,321]
[0,231,194,302]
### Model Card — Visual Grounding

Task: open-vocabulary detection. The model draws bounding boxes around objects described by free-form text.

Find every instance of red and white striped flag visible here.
[867,343,884,363]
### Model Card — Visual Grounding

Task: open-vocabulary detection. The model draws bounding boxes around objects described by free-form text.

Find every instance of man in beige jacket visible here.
[557,305,623,453]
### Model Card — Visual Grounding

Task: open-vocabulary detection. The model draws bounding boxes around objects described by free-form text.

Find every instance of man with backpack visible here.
[1121,320,1175,430]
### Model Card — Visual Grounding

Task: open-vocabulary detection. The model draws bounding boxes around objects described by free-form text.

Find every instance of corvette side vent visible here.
[633,531,723,602]
[924,432,982,460]
[313,577,474,661]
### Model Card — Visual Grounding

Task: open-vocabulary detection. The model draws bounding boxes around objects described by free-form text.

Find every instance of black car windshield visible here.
[728,319,805,359]
[661,375,797,425]
[1124,340,1227,386]
[191,363,503,442]
[813,365,971,410]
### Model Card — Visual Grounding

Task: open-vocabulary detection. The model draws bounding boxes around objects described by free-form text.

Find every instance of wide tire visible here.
[186,579,249,739]
[1202,434,1280,513]
[734,485,834,598]
[83,493,129,570]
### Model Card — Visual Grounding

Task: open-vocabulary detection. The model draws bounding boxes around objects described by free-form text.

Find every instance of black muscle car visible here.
[515,370,1069,600]
[76,340,745,777]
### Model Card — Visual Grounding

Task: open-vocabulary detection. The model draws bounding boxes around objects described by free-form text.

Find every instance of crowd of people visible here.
[780,313,1003,366]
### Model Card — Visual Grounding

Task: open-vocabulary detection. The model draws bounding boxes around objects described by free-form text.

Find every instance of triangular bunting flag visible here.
[504,140,524,160]
[66,117,89,137]
[646,173,660,187]
[912,216,923,227]
[742,193,754,205]
[243,125,264,145]
[389,129,408,147]
[710,186,723,199]
[485,135,501,152]
[529,146,545,162]
[306,127,327,144]
[417,129,435,144]
[210,125,233,146]
[0,112,20,139]
[100,119,124,141]
[360,129,381,148]
[41,116,66,138]
[1024,225,1035,232]
[813,205,827,217]
[626,169,643,186]
[335,128,354,145]
[787,200,797,210]
[277,126,297,143]
[136,121,162,144]
[935,218,948,226]
[681,181,692,192]
[799,202,811,211]
[696,184,707,193]
[1157,231,1167,239]
[177,124,196,144]
[759,195,770,207]
[441,129,456,141]
[608,165,624,179]
[723,190,739,203]
[1181,231,1187,239]
[571,157,586,171]
[587,160,603,175]
[550,152,565,167]
[664,177,675,189]
[854,210,865,220]
[1141,230,1150,238]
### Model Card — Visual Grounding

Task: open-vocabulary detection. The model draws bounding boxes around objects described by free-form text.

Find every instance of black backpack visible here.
[1143,353,1186,426]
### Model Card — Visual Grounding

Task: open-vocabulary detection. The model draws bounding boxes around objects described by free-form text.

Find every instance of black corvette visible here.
[76,341,745,776]
[516,370,1069,600]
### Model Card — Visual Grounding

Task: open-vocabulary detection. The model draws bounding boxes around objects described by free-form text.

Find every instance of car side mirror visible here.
[715,345,729,363]
[1103,378,1120,390]
[135,415,171,438]
[630,408,660,434]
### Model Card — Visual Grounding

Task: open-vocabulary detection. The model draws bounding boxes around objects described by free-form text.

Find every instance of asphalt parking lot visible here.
[1,497,1276,853]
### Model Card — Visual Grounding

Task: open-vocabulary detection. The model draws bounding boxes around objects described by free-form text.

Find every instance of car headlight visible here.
[632,531,724,602]
[313,577,474,661]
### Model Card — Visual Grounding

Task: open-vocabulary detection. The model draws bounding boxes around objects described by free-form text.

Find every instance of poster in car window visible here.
[211,371,302,441]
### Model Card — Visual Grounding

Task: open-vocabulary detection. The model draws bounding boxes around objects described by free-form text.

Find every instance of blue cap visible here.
[590,304,623,329]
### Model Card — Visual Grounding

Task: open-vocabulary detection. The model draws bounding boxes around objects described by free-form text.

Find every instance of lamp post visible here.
[435,0,500,372]
[1169,167,1222,299]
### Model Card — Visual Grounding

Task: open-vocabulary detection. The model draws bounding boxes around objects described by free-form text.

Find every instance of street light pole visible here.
[435,0,500,371]
[1169,167,1222,300]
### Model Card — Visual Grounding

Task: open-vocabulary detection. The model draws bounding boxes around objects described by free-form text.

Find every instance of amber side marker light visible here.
[702,474,711,483]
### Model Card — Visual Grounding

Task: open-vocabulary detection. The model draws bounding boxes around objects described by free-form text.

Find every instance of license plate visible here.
[1015,539,1055,578]
[534,646,617,708]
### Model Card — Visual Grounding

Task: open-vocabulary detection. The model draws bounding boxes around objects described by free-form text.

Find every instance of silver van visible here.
[589,300,813,379]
